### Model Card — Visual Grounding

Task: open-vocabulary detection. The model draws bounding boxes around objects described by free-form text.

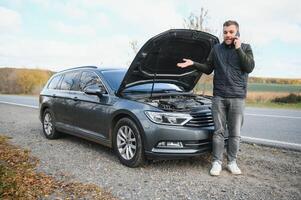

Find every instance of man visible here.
[177,20,255,176]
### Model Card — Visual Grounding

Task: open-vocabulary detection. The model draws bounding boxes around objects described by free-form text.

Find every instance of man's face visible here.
[223,24,238,45]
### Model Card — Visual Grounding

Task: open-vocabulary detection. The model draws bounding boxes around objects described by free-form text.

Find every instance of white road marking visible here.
[245,113,301,119]
[0,101,38,109]
[242,136,301,150]
[1,100,300,150]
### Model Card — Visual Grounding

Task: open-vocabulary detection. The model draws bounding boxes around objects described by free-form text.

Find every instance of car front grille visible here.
[182,139,212,148]
[185,111,214,128]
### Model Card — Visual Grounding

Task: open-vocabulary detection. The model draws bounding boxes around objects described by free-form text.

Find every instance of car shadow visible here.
[40,129,212,169]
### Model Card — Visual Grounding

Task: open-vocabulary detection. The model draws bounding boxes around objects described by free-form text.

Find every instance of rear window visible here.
[60,71,80,91]
[47,75,62,90]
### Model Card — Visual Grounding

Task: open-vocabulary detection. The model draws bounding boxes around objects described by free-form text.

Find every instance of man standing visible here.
[177,20,255,176]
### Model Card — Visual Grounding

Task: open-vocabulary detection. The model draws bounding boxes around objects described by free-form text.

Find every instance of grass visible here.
[196,83,301,93]
[245,92,301,109]
[247,83,301,93]
[246,102,301,109]
[195,91,301,110]
[0,135,116,200]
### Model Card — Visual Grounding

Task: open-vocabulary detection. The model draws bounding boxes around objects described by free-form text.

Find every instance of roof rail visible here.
[57,66,98,73]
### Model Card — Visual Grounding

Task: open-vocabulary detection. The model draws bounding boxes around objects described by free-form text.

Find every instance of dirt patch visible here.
[0,135,116,200]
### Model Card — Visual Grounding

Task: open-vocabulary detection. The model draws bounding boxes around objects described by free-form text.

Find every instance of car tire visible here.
[42,108,61,139]
[113,117,144,167]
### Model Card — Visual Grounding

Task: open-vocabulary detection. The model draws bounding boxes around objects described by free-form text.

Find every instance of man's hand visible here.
[234,37,241,49]
[177,58,194,68]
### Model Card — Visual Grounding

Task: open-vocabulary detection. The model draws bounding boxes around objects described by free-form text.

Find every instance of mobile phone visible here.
[235,30,240,37]
[233,30,240,44]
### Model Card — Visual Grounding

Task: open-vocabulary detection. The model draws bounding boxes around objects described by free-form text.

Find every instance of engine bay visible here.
[139,94,212,112]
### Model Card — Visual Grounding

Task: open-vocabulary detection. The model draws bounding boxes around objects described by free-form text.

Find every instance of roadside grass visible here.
[247,83,301,93]
[195,90,301,110]
[196,82,301,93]
[246,102,301,109]
[246,92,301,109]
[0,135,116,200]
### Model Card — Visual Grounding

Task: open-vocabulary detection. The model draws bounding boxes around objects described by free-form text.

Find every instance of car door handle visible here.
[73,97,78,101]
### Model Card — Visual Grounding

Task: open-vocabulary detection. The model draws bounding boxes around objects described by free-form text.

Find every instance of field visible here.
[247,83,301,93]
[195,82,301,109]
[195,83,301,94]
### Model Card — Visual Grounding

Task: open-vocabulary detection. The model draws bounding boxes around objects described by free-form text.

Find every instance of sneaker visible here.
[210,161,222,176]
[227,161,242,175]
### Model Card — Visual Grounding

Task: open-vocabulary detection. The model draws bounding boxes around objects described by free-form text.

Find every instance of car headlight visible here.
[144,111,192,126]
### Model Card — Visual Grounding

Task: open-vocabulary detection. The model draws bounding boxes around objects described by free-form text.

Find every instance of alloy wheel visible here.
[43,112,53,136]
[117,125,137,160]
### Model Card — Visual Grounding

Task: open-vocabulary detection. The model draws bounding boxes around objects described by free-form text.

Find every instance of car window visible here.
[79,71,106,92]
[101,70,126,91]
[48,75,62,90]
[60,71,80,91]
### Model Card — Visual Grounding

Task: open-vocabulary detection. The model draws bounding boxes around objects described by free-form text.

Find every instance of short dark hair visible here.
[223,20,239,29]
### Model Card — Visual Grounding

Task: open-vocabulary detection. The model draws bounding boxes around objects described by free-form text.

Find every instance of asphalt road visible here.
[1,94,300,150]
[1,103,300,200]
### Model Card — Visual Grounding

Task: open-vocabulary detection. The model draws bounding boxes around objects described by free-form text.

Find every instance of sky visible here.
[0,0,300,78]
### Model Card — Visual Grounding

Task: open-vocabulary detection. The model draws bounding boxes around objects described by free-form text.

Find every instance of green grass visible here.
[246,102,301,109]
[196,83,301,93]
[247,83,301,93]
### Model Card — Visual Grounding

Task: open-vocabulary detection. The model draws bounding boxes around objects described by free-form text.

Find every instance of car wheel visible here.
[113,118,144,167]
[42,108,60,139]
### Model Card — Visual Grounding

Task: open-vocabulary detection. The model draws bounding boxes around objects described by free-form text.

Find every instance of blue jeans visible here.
[211,96,245,164]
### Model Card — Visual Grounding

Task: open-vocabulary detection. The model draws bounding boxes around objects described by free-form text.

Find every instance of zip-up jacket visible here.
[193,42,255,98]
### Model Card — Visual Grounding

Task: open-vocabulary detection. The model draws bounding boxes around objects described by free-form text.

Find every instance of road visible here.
[1,103,300,199]
[1,94,300,150]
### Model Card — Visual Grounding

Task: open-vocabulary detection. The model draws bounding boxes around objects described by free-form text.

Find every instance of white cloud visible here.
[184,0,301,46]
[61,3,86,19]
[0,0,300,78]
[53,22,97,37]
[96,13,111,28]
[114,0,183,33]
[0,6,21,32]
[253,58,301,78]
[61,0,184,36]
[0,34,133,71]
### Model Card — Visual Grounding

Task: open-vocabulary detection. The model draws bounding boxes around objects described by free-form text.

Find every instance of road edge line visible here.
[1,101,300,151]
[0,101,38,109]
[241,136,301,151]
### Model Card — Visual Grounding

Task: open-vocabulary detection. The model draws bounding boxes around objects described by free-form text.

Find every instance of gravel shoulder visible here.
[0,104,300,200]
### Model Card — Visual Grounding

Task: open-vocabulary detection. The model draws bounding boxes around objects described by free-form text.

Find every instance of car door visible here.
[53,70,81,127]
[73,71,112,141]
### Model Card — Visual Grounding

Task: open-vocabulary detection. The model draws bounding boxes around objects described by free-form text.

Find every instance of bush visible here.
[272,93,301,104]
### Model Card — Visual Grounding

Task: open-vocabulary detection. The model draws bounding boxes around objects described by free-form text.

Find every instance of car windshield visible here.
[102,70,126,91]
[102,70,184,93]
[124,83,184,93]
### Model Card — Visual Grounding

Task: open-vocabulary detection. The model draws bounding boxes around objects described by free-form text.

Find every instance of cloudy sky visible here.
[0,0,300,78]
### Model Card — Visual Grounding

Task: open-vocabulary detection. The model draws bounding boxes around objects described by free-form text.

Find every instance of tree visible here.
[126,40,140,67]
[183,8,215,95]
[129,40,139,54]
[183,8,210,32]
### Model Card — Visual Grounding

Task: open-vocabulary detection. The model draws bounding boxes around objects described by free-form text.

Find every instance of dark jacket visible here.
[193,42,255,98]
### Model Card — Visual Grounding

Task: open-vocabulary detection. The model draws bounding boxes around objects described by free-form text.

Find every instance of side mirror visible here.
[84,87,104,98]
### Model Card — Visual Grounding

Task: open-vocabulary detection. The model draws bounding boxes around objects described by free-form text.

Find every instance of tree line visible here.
[0,67,300,95]
[0,68,53,95]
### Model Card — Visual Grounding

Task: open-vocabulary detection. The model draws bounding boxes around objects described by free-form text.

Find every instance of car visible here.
[39,29,221,167]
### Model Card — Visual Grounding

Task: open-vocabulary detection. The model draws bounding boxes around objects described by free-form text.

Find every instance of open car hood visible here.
[117,29,219,94]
